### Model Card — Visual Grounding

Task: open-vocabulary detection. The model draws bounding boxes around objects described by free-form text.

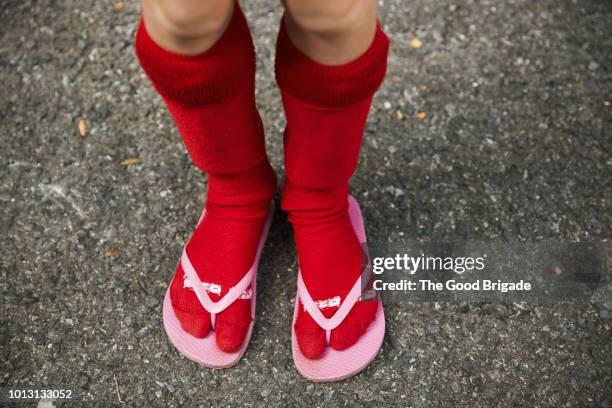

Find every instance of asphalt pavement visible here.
[1,0,611,406]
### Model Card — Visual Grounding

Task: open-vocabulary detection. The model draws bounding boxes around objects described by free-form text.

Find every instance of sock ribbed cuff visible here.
[274,18,389,109]
[135,2,255,105]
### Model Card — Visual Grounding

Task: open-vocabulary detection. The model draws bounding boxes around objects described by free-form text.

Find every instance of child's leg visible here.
[141,0,234,55]
[282,0,378,65]
[276,0,388,358]
[136,0,277,352]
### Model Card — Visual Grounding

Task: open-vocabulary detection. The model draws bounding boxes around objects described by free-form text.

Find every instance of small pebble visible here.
[599,309,611,319]
[145,297,159,308]
[79,374,89,387]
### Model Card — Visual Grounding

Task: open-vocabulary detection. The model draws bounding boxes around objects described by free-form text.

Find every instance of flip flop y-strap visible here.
[297,262,375,345]
[297,244,376,345]
[181,246,254,330]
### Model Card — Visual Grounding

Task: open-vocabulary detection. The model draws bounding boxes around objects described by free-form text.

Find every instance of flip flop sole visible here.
[162,202,274,369]
[163,283,255,368]
[292,298,385,382]
[291,195,385,381]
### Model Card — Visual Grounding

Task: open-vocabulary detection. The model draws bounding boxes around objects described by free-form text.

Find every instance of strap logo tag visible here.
[206,283,222,295]
[183,275,222,295]
[314,296,341,310]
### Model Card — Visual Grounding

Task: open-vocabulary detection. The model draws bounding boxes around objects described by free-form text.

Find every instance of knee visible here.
[144,0,234,38]
[283,0,364,34]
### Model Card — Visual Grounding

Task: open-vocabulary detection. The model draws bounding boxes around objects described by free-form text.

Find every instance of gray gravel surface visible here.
[1,0,611,407]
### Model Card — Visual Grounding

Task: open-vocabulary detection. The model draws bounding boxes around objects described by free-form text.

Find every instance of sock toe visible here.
[214,299,252,353]
[170,266,212,339]
[329,300,378,351]
[330,321,369,351]
[295,327,326,359]
[294,300,328,359]
[174,308,212,339]
[215,319,250,353]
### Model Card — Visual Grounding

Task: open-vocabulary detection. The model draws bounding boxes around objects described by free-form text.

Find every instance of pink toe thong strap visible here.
[181,246,254,329]
[297,257,375,345]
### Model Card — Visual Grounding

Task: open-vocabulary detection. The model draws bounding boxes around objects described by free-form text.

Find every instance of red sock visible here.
[275,19,389,358]
[135,3,276,352]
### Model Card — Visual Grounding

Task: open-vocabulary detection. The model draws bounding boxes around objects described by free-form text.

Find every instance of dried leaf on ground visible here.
[78,119,87,138]
[121,158,142,166]
[410,38,423,49]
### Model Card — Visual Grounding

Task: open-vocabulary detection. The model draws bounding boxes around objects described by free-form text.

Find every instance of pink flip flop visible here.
[292,195,385,382]
[163,201,275,368]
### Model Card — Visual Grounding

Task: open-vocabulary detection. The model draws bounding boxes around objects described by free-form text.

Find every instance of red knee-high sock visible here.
[275,19,389,358]
[135,3,277,352]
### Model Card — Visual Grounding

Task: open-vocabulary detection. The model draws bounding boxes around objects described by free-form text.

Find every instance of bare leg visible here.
[282,0,377,65]
[141,0,234,55]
